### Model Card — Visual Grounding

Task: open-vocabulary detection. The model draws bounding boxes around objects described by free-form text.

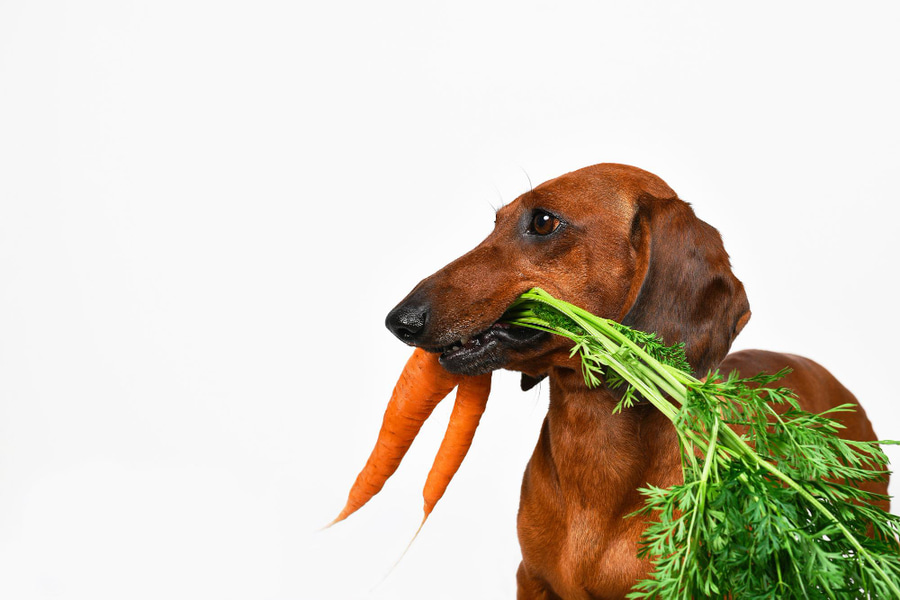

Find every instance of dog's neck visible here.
[544,367,681,515]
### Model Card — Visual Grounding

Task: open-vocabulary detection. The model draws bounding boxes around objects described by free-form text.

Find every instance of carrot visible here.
[330,348,461,525]
[422,372,492,520]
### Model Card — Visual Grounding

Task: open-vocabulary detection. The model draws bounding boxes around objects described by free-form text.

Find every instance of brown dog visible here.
[384,163,885,599]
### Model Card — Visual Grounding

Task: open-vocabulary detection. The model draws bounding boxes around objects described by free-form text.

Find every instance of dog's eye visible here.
[529,211,560,236]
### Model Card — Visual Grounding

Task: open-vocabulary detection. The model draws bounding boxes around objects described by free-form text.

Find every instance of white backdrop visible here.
[2,2,899,599]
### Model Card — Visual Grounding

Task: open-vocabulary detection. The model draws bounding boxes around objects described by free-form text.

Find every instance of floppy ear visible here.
[621,195,751,376]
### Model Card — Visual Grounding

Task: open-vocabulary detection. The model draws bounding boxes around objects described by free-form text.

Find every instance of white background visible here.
[2,1,899,599]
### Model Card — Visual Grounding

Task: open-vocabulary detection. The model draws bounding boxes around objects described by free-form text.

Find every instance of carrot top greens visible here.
[503,288,900,599]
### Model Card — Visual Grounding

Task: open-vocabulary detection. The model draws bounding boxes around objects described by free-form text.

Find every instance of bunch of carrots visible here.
[332,291,900,598]
[330,349,492,527]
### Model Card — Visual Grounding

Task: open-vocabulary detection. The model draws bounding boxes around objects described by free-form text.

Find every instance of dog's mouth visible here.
[429,321,547,375]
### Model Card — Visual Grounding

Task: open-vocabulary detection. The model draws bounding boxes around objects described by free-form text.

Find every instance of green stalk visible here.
[678,417,719,590]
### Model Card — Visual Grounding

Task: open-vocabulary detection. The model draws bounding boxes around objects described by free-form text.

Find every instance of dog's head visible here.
[385,163,750,382]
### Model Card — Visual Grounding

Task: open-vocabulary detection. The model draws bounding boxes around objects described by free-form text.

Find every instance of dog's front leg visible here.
[517,562,561,600]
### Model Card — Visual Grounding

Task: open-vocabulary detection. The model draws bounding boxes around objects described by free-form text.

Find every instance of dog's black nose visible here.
[386,301,428,343]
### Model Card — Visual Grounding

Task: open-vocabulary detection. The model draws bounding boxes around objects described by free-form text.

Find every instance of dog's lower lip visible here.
[438,322,538,359]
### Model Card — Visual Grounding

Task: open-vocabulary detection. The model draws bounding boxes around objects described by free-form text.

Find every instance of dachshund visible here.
[384,163,886,599]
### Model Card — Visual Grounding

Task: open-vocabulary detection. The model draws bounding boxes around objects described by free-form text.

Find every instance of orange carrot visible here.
[422,372,492,520]
[331,348,460,525]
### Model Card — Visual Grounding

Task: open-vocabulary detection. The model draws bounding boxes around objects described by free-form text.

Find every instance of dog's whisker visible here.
[490,182,506,213]
[520,166,534,194]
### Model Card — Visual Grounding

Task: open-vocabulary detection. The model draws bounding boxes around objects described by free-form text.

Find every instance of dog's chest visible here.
[558,508,652,599]
[517,386,682,598]
[518,490,653,599]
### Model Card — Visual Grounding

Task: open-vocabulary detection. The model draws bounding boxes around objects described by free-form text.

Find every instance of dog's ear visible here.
[621,195,751,376]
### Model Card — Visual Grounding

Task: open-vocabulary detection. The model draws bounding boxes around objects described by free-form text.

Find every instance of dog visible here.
[384,163,886,599]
